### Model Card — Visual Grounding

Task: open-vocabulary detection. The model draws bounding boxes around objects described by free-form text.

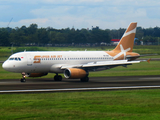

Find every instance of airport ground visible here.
[0,63,160,119]
[0,46,160,119]
[0,75,160,92]
[1,78,160,120]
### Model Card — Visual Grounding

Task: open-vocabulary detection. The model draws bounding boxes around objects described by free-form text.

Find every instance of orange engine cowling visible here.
[64,68,88,79]
[26,73,48,77]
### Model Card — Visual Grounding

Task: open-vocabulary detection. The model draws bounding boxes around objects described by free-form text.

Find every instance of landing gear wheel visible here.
[58,75,62,81]
[54,75,62,81]
[20,78,26,82]
[80,77,89,82]
[21,72,26,82]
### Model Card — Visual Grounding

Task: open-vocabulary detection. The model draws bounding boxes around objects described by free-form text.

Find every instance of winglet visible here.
[147,58,151,63]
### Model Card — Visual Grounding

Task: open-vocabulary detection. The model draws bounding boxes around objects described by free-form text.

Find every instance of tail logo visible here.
[106,22,138,60]
[113,44,131,60]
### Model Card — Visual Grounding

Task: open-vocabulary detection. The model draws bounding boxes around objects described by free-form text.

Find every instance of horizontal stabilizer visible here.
[139,54,158,57]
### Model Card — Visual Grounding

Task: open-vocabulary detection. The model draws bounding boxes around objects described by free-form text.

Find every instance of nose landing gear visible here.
[21,72,26,82]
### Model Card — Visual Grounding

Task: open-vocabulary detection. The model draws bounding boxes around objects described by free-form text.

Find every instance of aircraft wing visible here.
[82,60,140,67]
[61,60,140,69]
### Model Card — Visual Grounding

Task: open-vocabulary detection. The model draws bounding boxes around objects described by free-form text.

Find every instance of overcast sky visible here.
[0,0,160,29]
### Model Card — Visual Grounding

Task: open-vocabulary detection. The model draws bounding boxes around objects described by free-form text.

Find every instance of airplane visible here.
[2,22,145,82]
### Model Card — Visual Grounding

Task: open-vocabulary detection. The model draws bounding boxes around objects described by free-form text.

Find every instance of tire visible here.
[58,75,62,81]
[54,75,58,81]
[54,75,62,81]
[20,78,26,82]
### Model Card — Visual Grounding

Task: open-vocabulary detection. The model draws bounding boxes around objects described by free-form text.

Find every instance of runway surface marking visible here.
[0,85,160,93]
[140,77,160,80]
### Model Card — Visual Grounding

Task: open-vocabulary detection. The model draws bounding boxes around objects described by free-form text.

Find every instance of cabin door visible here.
[27,54,32,66]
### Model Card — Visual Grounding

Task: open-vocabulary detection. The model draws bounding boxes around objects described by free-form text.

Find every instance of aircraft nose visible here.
[2,61,10,71]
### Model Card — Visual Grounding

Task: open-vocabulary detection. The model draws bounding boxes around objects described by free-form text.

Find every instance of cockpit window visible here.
[9,58,14,60]
[9,57,21,61]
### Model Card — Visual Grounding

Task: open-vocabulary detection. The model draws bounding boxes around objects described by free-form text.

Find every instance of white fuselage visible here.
[2,51,114,73]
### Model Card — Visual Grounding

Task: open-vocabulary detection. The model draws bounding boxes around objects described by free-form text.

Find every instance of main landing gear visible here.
[54,74,62,81]
[20,72,26,82]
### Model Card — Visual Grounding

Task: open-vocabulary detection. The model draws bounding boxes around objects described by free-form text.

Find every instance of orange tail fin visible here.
[113,22,137,52]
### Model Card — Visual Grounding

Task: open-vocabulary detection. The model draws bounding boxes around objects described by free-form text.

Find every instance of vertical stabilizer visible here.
[113,22,137,52]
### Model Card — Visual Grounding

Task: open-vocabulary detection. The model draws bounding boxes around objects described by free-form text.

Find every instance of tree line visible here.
[0,24,160,46]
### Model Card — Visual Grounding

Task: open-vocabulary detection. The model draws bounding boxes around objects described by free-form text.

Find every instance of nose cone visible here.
[2,61,10,71]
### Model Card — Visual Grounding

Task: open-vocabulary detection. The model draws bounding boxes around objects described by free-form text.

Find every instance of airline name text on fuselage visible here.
[34,55,63,63]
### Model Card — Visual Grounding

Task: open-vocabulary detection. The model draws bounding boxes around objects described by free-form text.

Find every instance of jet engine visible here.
[26,73,48,77]
[64,68,88,79]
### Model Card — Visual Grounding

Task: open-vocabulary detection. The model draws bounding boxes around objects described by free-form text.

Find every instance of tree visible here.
[28,24,38,34]
[136,27,144,40]
[0,28,10,46]
[1,23,160,46]
[37,28,49,45]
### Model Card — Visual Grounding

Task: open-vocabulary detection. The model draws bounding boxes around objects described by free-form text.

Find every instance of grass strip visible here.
[0,89,160,119]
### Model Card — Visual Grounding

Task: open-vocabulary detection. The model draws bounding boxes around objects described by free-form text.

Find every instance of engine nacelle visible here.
[26,73,48,77]
[64,68,88,79]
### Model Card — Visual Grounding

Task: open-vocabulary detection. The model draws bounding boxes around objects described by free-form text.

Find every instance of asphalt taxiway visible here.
[0,75,160,93]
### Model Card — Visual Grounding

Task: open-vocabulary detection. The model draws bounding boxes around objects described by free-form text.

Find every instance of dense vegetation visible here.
[0,24,160,46]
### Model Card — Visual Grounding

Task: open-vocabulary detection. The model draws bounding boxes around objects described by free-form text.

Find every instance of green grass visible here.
[89,61,160,77]
[1,89,160,119]
[0,45,160,53]
[133,45,160,54]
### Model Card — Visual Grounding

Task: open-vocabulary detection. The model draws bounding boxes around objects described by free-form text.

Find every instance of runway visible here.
[0,75,160,93]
